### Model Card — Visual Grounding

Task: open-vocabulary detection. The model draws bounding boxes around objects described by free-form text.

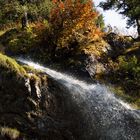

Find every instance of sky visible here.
[94,0,137,36]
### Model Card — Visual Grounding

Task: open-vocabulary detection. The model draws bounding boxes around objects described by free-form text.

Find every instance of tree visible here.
[100,0,140,37]
[42,0,103,59]
[0,0,52,29]
[18,0,53,28]
[0,0,21,28]
[49,0,102,48]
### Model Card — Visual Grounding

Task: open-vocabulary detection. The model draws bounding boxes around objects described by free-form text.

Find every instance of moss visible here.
[0,126,20,139]
[23,65,42,73]
[0,30,6,36]
[0,53,46,82]
[0,53,26,78]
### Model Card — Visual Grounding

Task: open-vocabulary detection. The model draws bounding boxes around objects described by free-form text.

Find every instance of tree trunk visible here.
[22,11,28,29]
[136,19,140,38]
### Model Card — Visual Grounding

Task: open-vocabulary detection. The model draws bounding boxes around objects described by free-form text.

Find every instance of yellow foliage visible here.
[50,0,102,48]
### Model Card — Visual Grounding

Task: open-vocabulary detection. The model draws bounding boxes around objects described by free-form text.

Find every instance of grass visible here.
[109,86,140,109]
[99,39,140,109]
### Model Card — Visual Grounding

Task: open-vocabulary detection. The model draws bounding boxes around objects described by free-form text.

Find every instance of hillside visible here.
[0,0,140,139]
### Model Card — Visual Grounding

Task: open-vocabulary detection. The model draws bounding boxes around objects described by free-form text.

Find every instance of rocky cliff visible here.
[0,53,97,140]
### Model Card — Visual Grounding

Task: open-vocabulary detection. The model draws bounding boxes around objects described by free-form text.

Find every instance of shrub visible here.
[117,55,140,80]
[107,55,140,97]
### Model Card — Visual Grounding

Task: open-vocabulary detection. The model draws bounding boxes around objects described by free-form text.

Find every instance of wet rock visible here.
[0,55,88,139]
[0,54,99,139]
[85,54,98,77]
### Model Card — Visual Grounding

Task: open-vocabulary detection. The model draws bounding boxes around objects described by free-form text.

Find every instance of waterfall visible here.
[17,58,140,140]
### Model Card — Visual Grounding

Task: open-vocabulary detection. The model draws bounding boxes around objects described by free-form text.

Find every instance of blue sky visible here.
[94,0,137,36]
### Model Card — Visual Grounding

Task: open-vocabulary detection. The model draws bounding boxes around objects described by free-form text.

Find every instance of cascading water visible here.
[18,58,140,140]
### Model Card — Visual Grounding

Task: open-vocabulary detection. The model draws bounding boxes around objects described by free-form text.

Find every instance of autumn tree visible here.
[100,0,140,38]
[49,0,102,49]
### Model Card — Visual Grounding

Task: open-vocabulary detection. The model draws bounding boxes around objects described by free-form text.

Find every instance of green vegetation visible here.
[100,33,140,108]
[109,86,140,109]
[0,28,38,55]
[0,0,104,63]
[0,0,53,29]
[0,53,26,78]
[109,55,140,104]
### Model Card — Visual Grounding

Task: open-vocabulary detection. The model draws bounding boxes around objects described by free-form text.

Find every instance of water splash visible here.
[17,58,140,140]
[25,78,31,93]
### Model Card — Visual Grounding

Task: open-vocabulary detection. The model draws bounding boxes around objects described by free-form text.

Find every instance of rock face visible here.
[0,54,96,140]
[0,70,69,139]
[85,54,107,78]
[0,54,62,139]
[0,69,97,140]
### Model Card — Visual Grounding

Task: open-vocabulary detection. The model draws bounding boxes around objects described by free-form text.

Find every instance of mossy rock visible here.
[0,53,26,78]
[0,126,20,140]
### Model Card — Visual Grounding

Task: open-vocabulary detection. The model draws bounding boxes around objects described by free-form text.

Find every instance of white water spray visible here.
[18,58,140,140]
